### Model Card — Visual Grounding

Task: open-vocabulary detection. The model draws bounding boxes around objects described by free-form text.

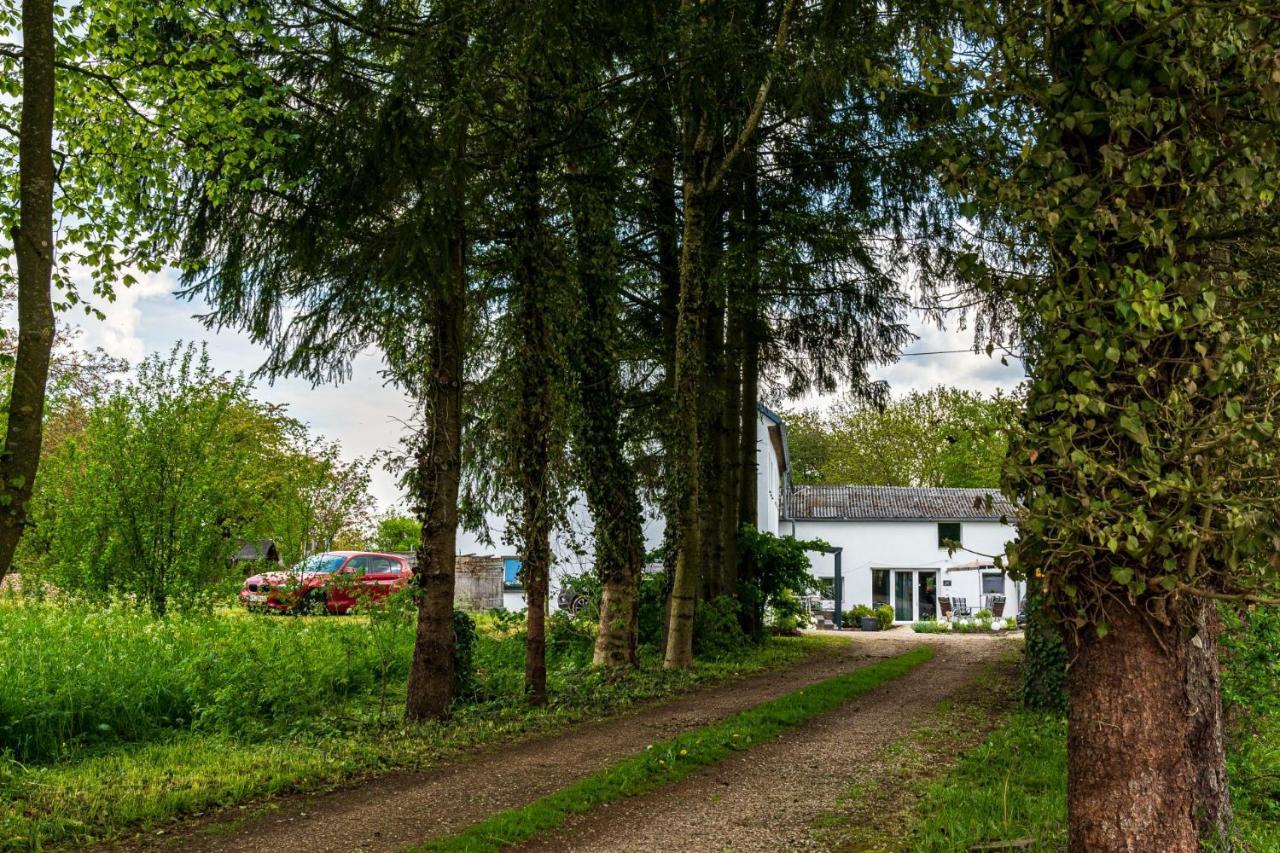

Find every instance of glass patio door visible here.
[893,571,914,622]
[918,572,938,620]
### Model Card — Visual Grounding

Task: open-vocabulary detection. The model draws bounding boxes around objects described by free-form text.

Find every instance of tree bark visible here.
[0,0,57,582]
[566,159,646,670]
[663,174,711,669]
[512,89,555,707]
[404,250,465,723]
[1067,599,1199,851]
[738,315,759,528]
[1186,597,1232,847]
[405,1,467,723]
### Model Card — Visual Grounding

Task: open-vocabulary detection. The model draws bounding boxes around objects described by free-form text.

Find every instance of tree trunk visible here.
[1067,599,1199,851]
[719,300,742,597]
[512,91,556,706]
[663,174,711,670]
[1186,597,1232,847]
[699,276,726,603]
[566,158,646,670]
[738,316,759,528]
[404,0,467,723]
[404,268,464,722]
[0,0,57,582]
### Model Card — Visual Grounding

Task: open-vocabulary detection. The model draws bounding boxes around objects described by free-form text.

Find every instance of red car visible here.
[240,551,413,614]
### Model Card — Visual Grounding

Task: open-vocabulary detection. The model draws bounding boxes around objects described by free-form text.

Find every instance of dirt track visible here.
[105,631,1018,852]
[517,634,1012,853]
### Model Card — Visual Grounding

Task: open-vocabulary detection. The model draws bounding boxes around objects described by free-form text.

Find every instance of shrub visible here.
[874,604,894,630]
[694,595,749,658]
[635,573,667,649]
[973,608,994,619]
[913,621,950,634]
[737,526,824,641]
[769,588,809,633]
[453,609,478,700]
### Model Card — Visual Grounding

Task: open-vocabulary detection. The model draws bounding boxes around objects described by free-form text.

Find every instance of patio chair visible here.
[938,596,953,619]
[989,595,1006,618]
[952,597,971,618]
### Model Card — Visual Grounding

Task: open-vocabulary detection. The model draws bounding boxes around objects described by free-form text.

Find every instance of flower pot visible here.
[859,616,880,631]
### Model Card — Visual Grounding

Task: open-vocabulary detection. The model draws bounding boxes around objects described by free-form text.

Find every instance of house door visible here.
[893,571,914,622]
[918,571,938,620]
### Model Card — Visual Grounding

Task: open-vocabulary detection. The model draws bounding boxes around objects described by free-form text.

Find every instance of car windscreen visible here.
[294,554,347,574]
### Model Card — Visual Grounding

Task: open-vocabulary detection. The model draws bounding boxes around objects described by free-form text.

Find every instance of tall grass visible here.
[0,601,416,762]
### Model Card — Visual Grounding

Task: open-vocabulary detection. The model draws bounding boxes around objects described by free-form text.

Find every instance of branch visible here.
[1177,583,1280,606]
[707,0,797,195]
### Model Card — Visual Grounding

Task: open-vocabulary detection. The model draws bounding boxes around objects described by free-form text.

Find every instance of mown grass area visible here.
[904,712,1280,851]
[0,599,839,851]
[420,646,936,853]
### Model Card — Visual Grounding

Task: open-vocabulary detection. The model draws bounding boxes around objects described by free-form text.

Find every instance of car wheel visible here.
[568,594,589,616]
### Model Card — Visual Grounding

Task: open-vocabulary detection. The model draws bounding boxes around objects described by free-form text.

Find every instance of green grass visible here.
[906,711,1067,851]
[0,598,838,851]
[904,710,1280,852]
[419,646,936,853]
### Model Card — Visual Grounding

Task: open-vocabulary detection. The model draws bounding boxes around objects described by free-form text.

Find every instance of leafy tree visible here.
[783,388,1020,488]
[372,514,422,553]
[736,526,824,641]
[26,343,373,611]
[31,345,257,614]
[0,0,284,582]
[931,0,1280,846]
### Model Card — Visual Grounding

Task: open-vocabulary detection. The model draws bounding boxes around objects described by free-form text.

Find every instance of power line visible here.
[897,348,1026,359]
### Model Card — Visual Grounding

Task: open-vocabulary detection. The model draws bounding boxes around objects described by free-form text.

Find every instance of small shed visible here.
[231,540,282,574]
[455,555,504,610]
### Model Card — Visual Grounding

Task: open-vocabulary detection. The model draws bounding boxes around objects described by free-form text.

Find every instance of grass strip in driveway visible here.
[419,645,936,853]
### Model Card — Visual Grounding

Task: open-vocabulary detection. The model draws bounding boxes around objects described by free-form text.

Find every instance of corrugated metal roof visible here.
[785,485,1016,521]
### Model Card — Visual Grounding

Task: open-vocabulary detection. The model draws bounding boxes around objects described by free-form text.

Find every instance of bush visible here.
[875,604,894,630]
[636,573,667,648]
[737,526,823,641]
[453,609,477,700]
[913,620,950,634]
[769,588,809,633]
[694,595,749,658]
[973,608,993,619]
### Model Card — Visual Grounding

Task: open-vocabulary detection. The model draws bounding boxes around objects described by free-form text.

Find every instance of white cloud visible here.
[75,267,177,364]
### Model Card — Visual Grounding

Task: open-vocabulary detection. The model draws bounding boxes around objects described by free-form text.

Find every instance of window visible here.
[344,556,369,574]
[937,522,962,549]
[369,557,395,573]
[982,572,1005,596]
[871,569,890,608]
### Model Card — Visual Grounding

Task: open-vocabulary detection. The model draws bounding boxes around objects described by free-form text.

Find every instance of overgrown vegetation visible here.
[0,596,836,849]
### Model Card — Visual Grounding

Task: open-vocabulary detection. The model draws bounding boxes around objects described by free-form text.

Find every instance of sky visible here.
[72,268,1027,524]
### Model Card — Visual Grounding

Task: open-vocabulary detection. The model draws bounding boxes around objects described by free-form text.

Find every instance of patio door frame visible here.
[889,568,940,623]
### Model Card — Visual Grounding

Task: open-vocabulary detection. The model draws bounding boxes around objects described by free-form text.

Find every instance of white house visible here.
[754,406,1022,625]
[785,485,1021,623]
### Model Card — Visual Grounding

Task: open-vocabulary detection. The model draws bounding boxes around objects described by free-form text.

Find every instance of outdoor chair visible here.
[989,595,1006,617]
[938,596,953,619]
[952,597,971,618]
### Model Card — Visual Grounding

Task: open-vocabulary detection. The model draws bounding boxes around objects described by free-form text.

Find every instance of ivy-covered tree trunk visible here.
[512,96,556,706]
[0,0,56,582]
[566,158,646,670]
[1067,600,1198,851]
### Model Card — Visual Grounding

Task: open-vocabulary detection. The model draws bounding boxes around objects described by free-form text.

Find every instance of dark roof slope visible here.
[784,484,1016,521]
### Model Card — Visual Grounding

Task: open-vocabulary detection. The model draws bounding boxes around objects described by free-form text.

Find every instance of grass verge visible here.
[808,647,1020,852]
[0,633,838,852]
[903,706,1280,851]
[419,645,936,853]
[906,710,1067,852]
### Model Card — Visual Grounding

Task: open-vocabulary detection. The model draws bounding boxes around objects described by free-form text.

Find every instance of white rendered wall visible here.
[791,518,1022,622]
